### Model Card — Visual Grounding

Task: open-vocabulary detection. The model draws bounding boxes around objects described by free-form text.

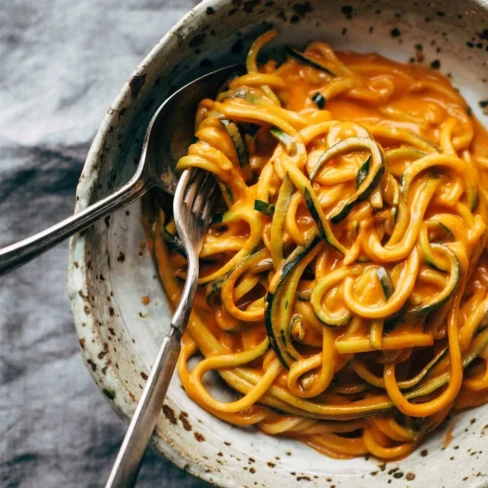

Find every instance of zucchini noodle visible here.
[147,30,488,460]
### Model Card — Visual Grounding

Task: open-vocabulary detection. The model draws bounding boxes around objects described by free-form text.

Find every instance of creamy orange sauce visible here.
[148,30,488,460]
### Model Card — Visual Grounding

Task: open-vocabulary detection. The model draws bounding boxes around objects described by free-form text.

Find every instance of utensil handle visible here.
[0,178,148,276]
[105,248,199,488]
[105,328,182,488]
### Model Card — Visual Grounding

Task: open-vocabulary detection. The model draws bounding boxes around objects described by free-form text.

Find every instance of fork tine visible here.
[201,195,215,224]
[192,172,214,215]
[183,170,206,206]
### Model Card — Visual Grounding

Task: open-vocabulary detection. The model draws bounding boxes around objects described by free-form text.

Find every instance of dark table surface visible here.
[0,1,211,486]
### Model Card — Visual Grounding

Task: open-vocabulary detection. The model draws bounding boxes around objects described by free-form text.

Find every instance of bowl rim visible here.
[66,0,239,486]
[67,0,488,486]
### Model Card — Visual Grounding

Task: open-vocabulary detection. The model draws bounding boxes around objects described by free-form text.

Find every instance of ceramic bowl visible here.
[67,0,488,486]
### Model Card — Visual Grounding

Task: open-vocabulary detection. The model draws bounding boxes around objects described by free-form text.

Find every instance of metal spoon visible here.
[0,64,242,276]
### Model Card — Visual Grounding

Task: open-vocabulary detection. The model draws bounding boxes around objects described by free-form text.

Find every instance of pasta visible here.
[148,29,488,460]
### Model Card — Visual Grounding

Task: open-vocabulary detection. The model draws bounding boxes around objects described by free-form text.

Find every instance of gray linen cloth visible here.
[0,1,211,486]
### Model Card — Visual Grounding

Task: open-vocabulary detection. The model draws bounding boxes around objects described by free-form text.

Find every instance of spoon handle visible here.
[0,178,148,276]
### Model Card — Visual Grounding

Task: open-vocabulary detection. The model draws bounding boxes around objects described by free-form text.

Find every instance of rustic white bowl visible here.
[67,0,488,486]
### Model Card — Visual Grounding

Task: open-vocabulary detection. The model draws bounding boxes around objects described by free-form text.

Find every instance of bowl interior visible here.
[69,1,488,487]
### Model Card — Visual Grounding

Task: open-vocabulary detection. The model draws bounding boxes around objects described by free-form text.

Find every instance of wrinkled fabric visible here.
[0,1,209,486]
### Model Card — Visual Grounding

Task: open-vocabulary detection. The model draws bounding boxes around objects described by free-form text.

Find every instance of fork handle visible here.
[105,328,182,488]
[105,224,200,488]
[0,178,148,276]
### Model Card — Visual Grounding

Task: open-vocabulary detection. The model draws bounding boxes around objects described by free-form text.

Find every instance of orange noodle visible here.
[147,29,488,460]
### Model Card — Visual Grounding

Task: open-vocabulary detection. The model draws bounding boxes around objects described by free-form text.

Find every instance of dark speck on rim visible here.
[189,33,206,48]
[296,476,311,481]
[87,359,96,372]
[129,74,147,100]
[390,27,401,38]
[293,1,312,17]
[103,388,116,400]
[206,6,215,14]
[179,413,192,431]
[109,307,114,316]
[194,432,205,442]
[140,371,148,380]
[243,0,259,13]
[341,5,353,15]
[430,59,441,69]
[420,449,428,456]
[480,29,488,41]
[276,9,286,20]
[393,472,404,479]
[163,405,177,425]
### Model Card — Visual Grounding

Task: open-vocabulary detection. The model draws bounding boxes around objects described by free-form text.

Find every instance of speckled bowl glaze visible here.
[67,1,488,486]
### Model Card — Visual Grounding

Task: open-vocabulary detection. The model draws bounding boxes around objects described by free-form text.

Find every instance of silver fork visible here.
[105,167,218,488]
